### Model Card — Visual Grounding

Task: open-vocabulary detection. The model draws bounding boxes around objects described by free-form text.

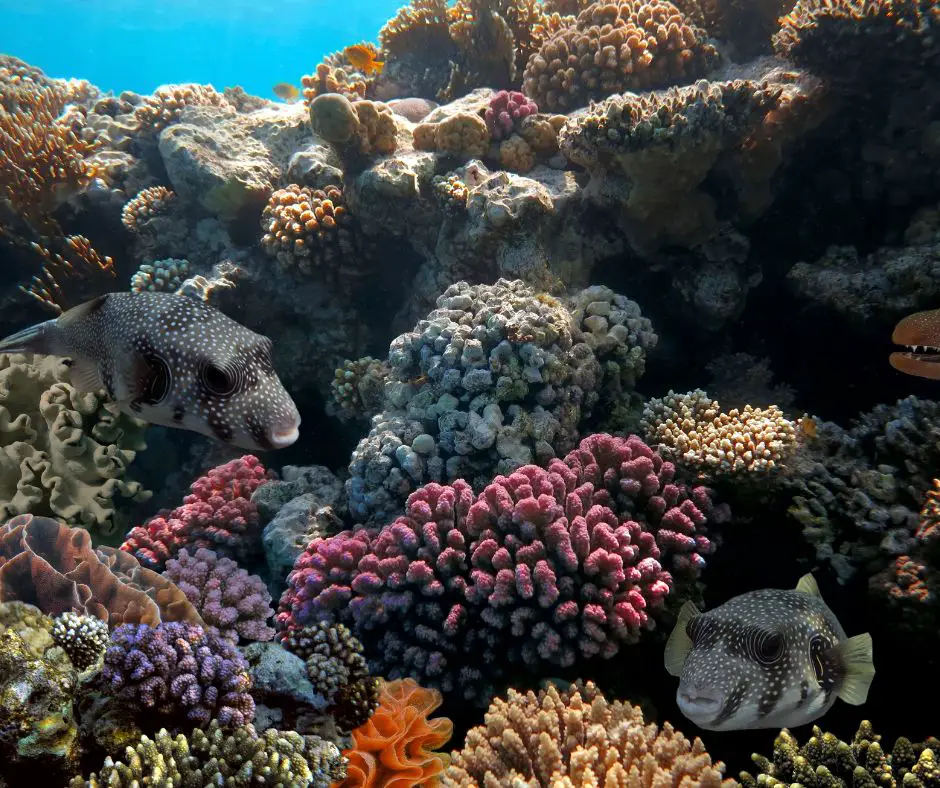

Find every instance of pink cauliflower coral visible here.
[121,456,273,570]
[484,90,538,140]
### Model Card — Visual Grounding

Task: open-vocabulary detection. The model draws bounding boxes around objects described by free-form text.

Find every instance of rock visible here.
[252,465,345,522]
[243,641,327,710]
[309,93,360,144]
[262,496,344,580]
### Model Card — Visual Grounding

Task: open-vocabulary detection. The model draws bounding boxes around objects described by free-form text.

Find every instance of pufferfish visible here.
[0,292,301,451]
[664,574,874,731]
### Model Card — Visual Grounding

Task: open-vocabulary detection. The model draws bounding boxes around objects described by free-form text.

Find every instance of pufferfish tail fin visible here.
[0,318,57,355]
[664,600,701,677]
[837,633,875,706]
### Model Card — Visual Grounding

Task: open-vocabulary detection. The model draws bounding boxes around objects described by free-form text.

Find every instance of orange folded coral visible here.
[337,677,453,788]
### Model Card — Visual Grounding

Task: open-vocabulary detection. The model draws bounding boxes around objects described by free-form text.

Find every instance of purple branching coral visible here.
[484,90,538,140]
[103,622,255,727]
[162,548,275,643]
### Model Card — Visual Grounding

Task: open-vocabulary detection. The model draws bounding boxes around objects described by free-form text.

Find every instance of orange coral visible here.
[302,62,370,107]
[338,677,452,788]
[21,235,116,314]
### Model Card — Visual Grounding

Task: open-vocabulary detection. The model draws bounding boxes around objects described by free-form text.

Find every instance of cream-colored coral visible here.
[0,601,54,658]
[352,100,398,155]
[499,134,535,172]
[414,112,489,157]
[0,354,150,532]
[120,185,175,232]
[133,83,227,135]
[519,116,560,155]
[641,388,797,476]
[443,681,735,787]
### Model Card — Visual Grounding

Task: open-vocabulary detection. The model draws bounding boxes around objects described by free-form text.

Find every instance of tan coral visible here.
[641,388,798,477]
[519,115,560,155]
[120,185,176,232]
[20,234,116,314]
[443,681,735,787]
[414,112,490,158]
[499,133,536,172]
[380,0,452,56]
[133,83,228,136]
[301,62,369,107]
[523,0,719,111]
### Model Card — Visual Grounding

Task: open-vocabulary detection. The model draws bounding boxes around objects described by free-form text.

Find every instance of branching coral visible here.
[162,548,275,643]
[0,514,203,627]
[740,720,940,786]
[0,354,148,531]
[103,621,255,726]
[301,63,369,105]
[523,0,719,112]
[485,90,538,140]
[642,389,798,478]
[337,678,452,788]
[260,184,361,276]
[120,185,176,232]
[444,680,735,786]
[129,258,190,294]
[71,720,347,787]
[50,612,108,672]
[20,234,117,313]
[132,83,228,136]
[121,455,272,571]
[331,357,389,421]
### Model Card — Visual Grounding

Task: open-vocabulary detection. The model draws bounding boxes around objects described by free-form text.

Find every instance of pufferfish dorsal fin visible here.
[837,632,875,706]
[664,600,701,677]
[796,573,822,598]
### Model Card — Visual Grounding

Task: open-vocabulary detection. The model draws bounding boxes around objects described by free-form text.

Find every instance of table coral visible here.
[103,621,255,726]
[642,389,798,479]
[337,677,452,788]
[740,720,940,786]
[0,353,150,532]
[162,547,275,643]
[0,514,202,626]
[522,0,719,112]
[121,455,272,571]
[443,680,735,786]
[70,720,347,787]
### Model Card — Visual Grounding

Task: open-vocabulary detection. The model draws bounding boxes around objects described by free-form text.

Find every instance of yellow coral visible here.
[414,112,490,158]
[499,133,535,172]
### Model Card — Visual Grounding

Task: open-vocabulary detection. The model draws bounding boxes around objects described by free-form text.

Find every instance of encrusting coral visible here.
[444,680,735,786]
[0,353,150,532]
[70,720,347,787]
[161,547,275,643]
[739,720,940,786]
[337,677,452,788]
[50,611,109,672]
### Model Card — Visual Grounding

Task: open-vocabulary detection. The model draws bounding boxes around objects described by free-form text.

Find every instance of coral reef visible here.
[120,186,176,232]
[129,258,190,294]
[102,621,255,726]
[485,90,538,140]
[338,678,452,788]
[330,357,389,421]
[121,455,272,570]
[0,354,150,532]
[71,720,347,787]
[162,548,275,642]
[444,680,734,785]
[50,612,108,671]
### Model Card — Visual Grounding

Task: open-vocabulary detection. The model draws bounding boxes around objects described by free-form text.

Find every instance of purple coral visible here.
[484,90,538,140]
[103,622,255,726]
[162,548,275,643]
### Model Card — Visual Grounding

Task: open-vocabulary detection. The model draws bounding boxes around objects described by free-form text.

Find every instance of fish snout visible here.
[676,681,724,722]
[266,412,301,449]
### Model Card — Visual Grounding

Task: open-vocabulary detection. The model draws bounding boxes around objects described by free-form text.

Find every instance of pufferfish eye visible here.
[750,629,785,665]
[201,362,238,396]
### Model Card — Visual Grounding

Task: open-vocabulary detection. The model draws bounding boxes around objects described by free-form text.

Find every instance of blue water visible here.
[0,0,403,99]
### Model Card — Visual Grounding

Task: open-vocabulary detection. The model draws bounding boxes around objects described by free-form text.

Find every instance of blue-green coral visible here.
[129,258,190,294]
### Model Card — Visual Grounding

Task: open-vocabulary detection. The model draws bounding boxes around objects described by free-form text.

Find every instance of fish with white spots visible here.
[664,573,874,731]
[0,292,301,451]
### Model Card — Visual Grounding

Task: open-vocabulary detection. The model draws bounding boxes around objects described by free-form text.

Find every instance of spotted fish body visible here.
[664,574,874,731]
[0,292,301,451]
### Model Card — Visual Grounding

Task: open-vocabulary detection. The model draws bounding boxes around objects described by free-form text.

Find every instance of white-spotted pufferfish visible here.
[0,292,300,451]
[665,573,874,731]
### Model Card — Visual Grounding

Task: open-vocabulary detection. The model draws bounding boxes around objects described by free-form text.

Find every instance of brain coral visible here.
[0,354,150,533]
[444,680,735,786]
[522,0,719,111]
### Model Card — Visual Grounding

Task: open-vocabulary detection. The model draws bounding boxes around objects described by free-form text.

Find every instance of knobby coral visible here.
[50,611,108,671]
[337,677,452,788]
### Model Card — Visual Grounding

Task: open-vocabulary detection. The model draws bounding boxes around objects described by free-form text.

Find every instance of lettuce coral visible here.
[0,353,150,533]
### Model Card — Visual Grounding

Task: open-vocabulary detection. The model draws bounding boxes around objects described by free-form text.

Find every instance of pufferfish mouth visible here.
[267,424,300,449]
[892,345,940,362]
[677,688,723,718]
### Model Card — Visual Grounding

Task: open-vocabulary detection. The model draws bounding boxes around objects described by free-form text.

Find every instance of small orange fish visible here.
[272,82,299,102]
[344,44,384,76]
[799,414,817,439]
[889,309,940,380]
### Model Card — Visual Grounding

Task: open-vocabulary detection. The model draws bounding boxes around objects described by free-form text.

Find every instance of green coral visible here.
[740,720,940,787]
[71,720,347,787]
[0,353,151,534]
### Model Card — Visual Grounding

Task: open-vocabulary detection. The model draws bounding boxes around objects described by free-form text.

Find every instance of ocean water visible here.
[0,0,402,98]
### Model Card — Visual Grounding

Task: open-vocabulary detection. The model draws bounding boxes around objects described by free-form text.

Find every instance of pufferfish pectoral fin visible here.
[66,357,105,393]
[796,573,822,598]
[664,600,701,677]
[836,633,875,706]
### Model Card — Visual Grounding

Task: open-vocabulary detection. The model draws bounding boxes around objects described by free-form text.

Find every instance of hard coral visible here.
[132,83,228,136]
[121,455,272,571]
[129,258,190,294]
[414,111,490,157]
[50,611,108,672]
[260,184,360,276]
[0,514,202,626]
[162,548,275,643]
[523,0,719,112]
[338,677,452,788]
[444,680,734,786]
[331,356,389,421]
[0,353,149,531]
[309,93,398,159]
[71,720,347,787]
[283,621,370,706]
[485,90,538,140]
[103,621,255,726]
[120,185,175,232]
[301,63,369,105]
[740,720,940,786]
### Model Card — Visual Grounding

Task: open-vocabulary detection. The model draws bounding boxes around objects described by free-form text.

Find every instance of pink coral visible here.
[121,456,273,571]
[484,90,538,141]
[162,548,275,643]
